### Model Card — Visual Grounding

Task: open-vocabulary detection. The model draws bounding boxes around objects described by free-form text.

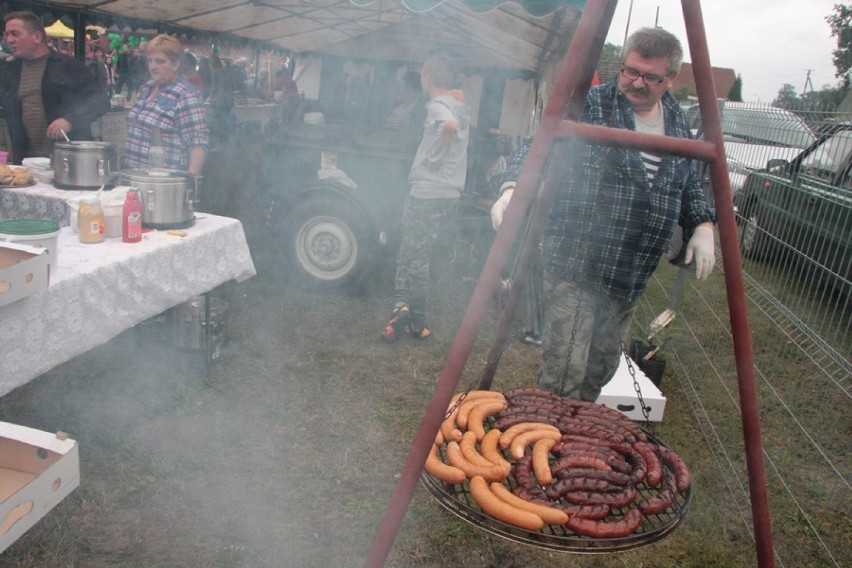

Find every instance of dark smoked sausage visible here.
[633,441,664,487]
[567,508,643,538]
[659,446,692,493]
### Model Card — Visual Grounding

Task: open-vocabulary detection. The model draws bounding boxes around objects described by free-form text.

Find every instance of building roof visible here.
[671,62,737,100]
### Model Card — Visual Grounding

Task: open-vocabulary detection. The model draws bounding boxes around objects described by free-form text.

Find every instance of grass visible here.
[1,262,765,568]
[1,146,848,567]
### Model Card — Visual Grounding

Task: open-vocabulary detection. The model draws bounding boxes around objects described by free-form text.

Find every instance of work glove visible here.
[490,186,514,230]
[684,224,715,280]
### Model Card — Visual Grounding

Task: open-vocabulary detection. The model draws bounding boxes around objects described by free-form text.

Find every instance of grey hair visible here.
[623,27,684,75]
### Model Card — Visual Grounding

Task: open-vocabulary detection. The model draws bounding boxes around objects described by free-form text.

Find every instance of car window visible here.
[800,130,852,179]
[688,104,816,148]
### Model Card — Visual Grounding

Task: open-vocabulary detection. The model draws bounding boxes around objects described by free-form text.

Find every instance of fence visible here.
[633,103,850,567]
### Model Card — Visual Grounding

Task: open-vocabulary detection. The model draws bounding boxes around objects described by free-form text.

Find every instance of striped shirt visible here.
[634,102,665,184]
[124,77,208,171]
[19,56,50,158]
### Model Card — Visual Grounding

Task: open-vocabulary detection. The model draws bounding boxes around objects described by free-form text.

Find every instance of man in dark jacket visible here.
[0,11,109,163]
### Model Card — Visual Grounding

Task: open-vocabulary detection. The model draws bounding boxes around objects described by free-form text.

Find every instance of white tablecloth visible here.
[0,178,92,227]
[0,214,256,396]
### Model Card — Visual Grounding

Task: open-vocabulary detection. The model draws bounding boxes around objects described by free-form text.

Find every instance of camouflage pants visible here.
[393,196,459,326]
[539,269,636,401]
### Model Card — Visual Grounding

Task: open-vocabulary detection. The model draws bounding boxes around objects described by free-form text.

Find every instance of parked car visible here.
[687,102,816,194]
[734,124,852,299]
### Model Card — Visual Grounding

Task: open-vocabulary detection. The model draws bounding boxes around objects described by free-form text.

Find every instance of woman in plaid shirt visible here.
[124,34,209,175]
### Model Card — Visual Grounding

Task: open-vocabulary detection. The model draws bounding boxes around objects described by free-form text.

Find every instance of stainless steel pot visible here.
[170,296,228,352]
[53,141,117,189]
[118,168,200,229]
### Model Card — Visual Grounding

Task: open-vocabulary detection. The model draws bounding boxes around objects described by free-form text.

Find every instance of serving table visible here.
[0,214,256,397]
[0,178,88,227]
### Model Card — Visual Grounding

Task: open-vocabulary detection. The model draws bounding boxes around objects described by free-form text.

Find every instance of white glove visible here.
[684,224,715,280]
[490,187,514,230]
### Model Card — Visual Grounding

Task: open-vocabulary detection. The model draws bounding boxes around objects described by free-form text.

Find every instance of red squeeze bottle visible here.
[122,188,143,243]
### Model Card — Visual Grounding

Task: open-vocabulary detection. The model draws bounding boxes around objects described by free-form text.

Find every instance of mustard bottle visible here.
[78,196,105,244]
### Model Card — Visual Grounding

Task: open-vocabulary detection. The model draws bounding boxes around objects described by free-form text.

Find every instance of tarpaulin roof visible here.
[44,18,73,38]
[6,0,585,72]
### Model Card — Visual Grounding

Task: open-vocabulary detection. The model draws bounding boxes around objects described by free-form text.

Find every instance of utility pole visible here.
[803,69,814,96]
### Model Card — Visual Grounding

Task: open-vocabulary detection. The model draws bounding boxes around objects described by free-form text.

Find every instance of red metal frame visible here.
[366,1,775,566]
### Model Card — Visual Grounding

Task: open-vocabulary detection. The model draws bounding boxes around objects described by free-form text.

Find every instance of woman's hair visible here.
[145,34,183,62]
[623,27,684,75]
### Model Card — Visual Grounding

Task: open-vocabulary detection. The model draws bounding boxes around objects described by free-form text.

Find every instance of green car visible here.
[734,125,852,301]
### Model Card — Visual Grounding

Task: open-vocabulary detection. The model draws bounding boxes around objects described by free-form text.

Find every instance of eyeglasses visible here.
[620,67,670,85]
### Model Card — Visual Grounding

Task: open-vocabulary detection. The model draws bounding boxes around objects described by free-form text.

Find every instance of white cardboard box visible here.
[596,353,667,421]
[0,242,50,308]
[0,422,80,553]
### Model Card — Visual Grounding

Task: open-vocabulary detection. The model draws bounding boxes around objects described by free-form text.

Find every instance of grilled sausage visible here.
[445,441,507,482]
[567,508,643,538]
[531,437,558,484]
[468,476,545,531]
[489,481,569,526]
[423,443,466,484]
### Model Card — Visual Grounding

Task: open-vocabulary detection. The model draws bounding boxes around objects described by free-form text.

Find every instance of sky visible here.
[604,0,843,103]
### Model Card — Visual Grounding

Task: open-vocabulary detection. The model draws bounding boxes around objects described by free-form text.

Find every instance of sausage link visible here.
[555,503,611,520]
[445,441,507,482]
[489,481,569,525]
[567,508,643,538]
[563,486,637,508]
[659,446,692,493]
[423,443,466,484]
[468,476,545,531]
[633,442,664,487]
[554,468,632,486]
[499,422,561,449]
[467,399,509,442]
[531,438,557,485]
[509,429,563,460]
[637,479,677,514]
[544,477,625,500]
[479,427,512,475]
[460,430,498,468]
[552,454,612,473]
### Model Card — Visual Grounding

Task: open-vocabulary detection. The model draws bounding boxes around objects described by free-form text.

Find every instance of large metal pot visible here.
[52,141,117,189]
[118,168,200,229]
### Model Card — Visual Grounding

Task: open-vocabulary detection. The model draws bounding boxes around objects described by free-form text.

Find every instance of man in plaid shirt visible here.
[490,27,716,401]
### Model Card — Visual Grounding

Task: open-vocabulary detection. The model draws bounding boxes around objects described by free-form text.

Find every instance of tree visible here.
[727,75,743,102]
[773,84,800,109]
[826,3,852,84]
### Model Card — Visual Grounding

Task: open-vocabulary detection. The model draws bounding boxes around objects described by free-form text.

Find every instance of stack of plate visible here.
[21,157,53,184]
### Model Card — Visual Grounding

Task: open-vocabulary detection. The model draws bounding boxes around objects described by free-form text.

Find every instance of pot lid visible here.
[55,141,114,150]
[119,168,197,180]
[0,219,60,235]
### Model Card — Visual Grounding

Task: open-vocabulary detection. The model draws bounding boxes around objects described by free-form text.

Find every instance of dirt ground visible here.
[0,140,755,567]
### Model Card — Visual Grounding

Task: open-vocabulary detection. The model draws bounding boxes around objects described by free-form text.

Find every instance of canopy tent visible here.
[44,19,74,39]
[2,0,586,74]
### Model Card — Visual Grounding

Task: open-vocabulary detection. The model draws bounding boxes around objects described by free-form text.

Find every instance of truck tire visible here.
[283,195,373,289]
[740,212,770,261]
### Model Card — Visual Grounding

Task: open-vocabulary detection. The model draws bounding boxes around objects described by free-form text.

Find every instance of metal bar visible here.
[479,0,617,389]
[364,2,619,565]
[680,1,776,566]
[555,120,718,162]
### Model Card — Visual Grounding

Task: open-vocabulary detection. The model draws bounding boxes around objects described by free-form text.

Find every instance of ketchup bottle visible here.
[122,188,143,243]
